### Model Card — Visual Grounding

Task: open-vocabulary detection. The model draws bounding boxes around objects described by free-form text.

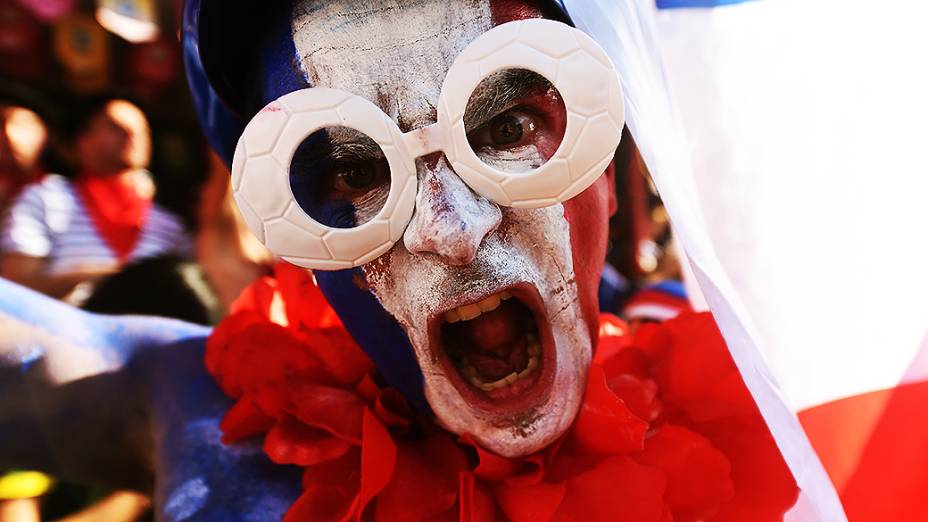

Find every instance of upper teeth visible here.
[444,291,512,323]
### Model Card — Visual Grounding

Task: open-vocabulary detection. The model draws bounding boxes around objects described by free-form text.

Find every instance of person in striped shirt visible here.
[0,96,191,302]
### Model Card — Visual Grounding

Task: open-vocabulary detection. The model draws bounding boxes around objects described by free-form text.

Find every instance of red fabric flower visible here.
[637,426,733,521]
[566,364,648,455]
[205,264,799,521]
[633,315,799,521]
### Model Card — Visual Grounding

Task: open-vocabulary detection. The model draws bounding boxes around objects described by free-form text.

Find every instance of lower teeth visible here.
[462,338,541,391]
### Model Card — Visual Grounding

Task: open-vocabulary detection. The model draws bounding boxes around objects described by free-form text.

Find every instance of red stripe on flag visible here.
[799,380,928,520]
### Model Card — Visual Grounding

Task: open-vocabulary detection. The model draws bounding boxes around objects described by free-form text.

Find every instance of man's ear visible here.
[605,160,618,217]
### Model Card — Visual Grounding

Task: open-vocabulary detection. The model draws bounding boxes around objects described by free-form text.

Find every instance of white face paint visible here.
[291,0,591,457]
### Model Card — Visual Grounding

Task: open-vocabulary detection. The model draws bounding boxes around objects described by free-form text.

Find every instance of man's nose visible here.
[403,155,502,266]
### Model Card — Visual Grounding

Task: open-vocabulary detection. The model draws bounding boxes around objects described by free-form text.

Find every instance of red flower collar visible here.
[206,263,798,521]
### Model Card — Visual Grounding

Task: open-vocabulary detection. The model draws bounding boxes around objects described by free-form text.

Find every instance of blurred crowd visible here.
[0,86,272,316]
[0,85,272,522]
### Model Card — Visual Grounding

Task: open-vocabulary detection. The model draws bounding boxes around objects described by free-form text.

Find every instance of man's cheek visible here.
[562,173,612,345]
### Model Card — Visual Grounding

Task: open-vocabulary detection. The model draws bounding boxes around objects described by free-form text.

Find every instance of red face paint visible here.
[491,66,613,353]
[564,164,616,348]
[489,0,544,25]
[486,0,609,347]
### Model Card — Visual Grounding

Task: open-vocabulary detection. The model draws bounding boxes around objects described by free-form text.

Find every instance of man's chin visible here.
[424,356,587,458]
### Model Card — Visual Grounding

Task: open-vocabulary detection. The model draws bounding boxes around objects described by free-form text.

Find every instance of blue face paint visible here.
[253,1,428,410]
[289,134,361,230]
[315,270,427,412]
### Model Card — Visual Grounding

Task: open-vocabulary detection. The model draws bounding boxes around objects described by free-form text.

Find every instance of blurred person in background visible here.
[0,95,191,303]
[77,146,274,320]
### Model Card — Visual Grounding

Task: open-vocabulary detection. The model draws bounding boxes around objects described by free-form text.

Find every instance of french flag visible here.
[649,0,928,519]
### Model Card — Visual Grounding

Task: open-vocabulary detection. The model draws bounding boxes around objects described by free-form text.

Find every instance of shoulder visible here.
[1,175,77,251]
[27,174,73,196]
[11,175,74,206]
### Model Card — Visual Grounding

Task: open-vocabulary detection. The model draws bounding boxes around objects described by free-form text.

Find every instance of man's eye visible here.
[332,161,387,195]
[341,166,375,189]
[491,114,525,145]
[473,110,539,150]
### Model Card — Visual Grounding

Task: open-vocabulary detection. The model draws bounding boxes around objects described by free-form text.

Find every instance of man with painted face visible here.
[220,0,617,457]
[0,1,798,520]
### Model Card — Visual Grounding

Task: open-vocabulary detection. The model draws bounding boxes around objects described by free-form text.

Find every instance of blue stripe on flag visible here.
[657,0,755,9]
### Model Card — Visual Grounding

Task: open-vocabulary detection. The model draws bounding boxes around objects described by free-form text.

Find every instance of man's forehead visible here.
[289,0,494,131]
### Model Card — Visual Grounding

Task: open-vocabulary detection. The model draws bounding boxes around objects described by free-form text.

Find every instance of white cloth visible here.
[652,0,928,413]
[644,0,928,519]
[561,1,847,520]
[1,174,192,275]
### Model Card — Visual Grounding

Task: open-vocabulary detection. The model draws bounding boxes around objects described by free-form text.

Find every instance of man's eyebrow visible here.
[295,127,384,168]
[463,69,550,132]
[327,133,383,163]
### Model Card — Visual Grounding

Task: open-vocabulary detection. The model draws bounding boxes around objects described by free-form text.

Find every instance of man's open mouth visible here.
[428,284,556,414]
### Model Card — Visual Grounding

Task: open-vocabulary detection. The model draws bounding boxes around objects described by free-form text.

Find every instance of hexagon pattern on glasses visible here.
[232,90,417,271]
[232,18,624,270]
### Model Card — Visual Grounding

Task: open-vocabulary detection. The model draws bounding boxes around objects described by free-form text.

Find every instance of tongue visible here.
[469,353,515,381]
[468,336,529,381]
[459,299,526,353]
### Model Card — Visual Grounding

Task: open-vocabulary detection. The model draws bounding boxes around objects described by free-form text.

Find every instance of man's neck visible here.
[82,168,135,183]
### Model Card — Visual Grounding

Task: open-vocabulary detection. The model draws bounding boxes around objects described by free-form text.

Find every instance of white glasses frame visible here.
[231,18,625,271]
